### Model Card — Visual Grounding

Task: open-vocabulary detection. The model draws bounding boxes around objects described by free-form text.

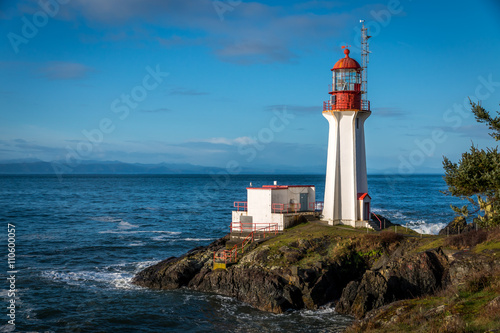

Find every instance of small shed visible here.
[232,183,316,232]
[357,192,371,221]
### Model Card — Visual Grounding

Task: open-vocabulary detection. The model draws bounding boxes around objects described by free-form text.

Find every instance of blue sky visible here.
[1,0,500,174]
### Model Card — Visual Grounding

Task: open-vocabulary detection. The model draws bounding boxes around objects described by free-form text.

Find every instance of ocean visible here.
[0,174,464,332]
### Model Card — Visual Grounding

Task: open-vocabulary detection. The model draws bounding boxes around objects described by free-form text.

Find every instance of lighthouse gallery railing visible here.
[323,100,370,111]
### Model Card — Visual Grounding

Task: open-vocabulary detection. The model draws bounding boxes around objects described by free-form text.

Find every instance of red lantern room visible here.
[323,47,370,112]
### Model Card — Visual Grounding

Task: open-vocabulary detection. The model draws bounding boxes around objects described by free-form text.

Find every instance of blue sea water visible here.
[0,174,463,332]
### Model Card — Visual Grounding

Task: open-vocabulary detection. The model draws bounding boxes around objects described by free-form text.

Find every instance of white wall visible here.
[323,110,371,227]
[355,112,370,194]
[247,189,272,228]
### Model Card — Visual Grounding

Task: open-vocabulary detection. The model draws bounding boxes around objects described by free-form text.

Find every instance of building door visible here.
[300,193,308,212]
[240,216,253,232]
[364,202,370,221]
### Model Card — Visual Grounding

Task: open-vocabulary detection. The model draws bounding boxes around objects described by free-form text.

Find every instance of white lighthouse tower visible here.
[322,24,372,228]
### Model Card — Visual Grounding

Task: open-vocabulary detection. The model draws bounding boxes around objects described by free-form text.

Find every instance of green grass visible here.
[252,222,416,269]
[383,225,421,236]
[262,222,361,247]
[474,239,500,255]
[414,237,445,252]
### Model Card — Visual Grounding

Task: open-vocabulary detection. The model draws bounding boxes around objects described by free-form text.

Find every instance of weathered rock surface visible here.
[133,233,370,313]
[133,236,227,290]
[447,250,498,285]
[133,224,498,321]
[336,248,449,318]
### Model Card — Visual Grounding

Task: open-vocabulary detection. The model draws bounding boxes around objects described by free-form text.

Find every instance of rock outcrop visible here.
[336,248,449,318]
[438,216,476,235]
[133,229,372,313]
[133,222,499,323]
[133,236,228,290]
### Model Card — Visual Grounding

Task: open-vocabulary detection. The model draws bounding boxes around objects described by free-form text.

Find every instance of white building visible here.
[321,47,372,228]
[232,183,316,232]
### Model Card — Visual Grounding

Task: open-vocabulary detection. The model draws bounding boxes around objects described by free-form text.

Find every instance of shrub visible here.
[363,233,380,247]
[486,226,500,241]
[444,229,488,249]
[465,272,491,293]
[380,231,404,247]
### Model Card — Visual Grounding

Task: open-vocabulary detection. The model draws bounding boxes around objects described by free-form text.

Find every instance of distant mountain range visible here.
[0,159,443,175]
[0,159,326,175]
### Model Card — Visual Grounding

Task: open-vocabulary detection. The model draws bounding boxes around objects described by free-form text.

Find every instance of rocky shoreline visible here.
[132,222,500,331]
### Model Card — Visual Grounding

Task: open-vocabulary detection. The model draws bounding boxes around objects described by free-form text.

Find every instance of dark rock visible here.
[336,248,449,319]
[283,248,304,263]
[132,236,228,289]
[133,233,369,314]
[190,267,304,313]
[448,251,498,286]
[371,253,390,270]
[133,224,498,318]
[438,216,476,235]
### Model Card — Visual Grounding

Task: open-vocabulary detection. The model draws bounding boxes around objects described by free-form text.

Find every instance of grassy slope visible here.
[255,222,438,269]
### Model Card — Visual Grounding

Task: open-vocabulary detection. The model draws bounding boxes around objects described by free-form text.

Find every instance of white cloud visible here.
[193,136,256,146]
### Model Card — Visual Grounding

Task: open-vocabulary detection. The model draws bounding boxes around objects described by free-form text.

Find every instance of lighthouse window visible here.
[335,70,360,91]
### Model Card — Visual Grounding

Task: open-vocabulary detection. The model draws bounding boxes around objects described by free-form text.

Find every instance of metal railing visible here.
[272,203,301,213]
[233,201,247,212]
[309,201,324,211]
[213,224,279,264]
[372,212,383,230]
[323,100,370,111]
[230,222,279,233]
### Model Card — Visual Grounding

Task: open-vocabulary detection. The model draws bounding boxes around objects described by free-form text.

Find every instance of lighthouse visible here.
[322,26,372,227]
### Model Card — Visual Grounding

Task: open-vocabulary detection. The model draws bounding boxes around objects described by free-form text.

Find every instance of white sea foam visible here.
[41,260,160,290]
[182,238,214,241]
[0,323,16,332]
[117,221,139,230]
[99,230,181,235]
[299,305,336,317]
[41,270,136,290]
[151,234,176,241]
[372,208,447,235]
[90,216,123,223]
[103,260,159,273]
[133,260,160,272]
[406,220,447,235]
[371,208,408,220]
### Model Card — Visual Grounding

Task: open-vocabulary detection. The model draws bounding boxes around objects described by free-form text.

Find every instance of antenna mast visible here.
[360,20,371,108]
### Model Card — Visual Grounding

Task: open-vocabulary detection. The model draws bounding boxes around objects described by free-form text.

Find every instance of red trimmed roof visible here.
[332,48,361,70]
[357,193,371,200]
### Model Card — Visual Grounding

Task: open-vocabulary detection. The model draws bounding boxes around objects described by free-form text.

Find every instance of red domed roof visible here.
[332,48,361,70]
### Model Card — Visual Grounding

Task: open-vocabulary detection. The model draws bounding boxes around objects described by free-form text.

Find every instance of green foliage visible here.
[471,100,500,141]
[443,101,500,228]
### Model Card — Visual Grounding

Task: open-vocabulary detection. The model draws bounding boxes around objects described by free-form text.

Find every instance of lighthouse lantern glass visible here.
[334,69,361,92]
